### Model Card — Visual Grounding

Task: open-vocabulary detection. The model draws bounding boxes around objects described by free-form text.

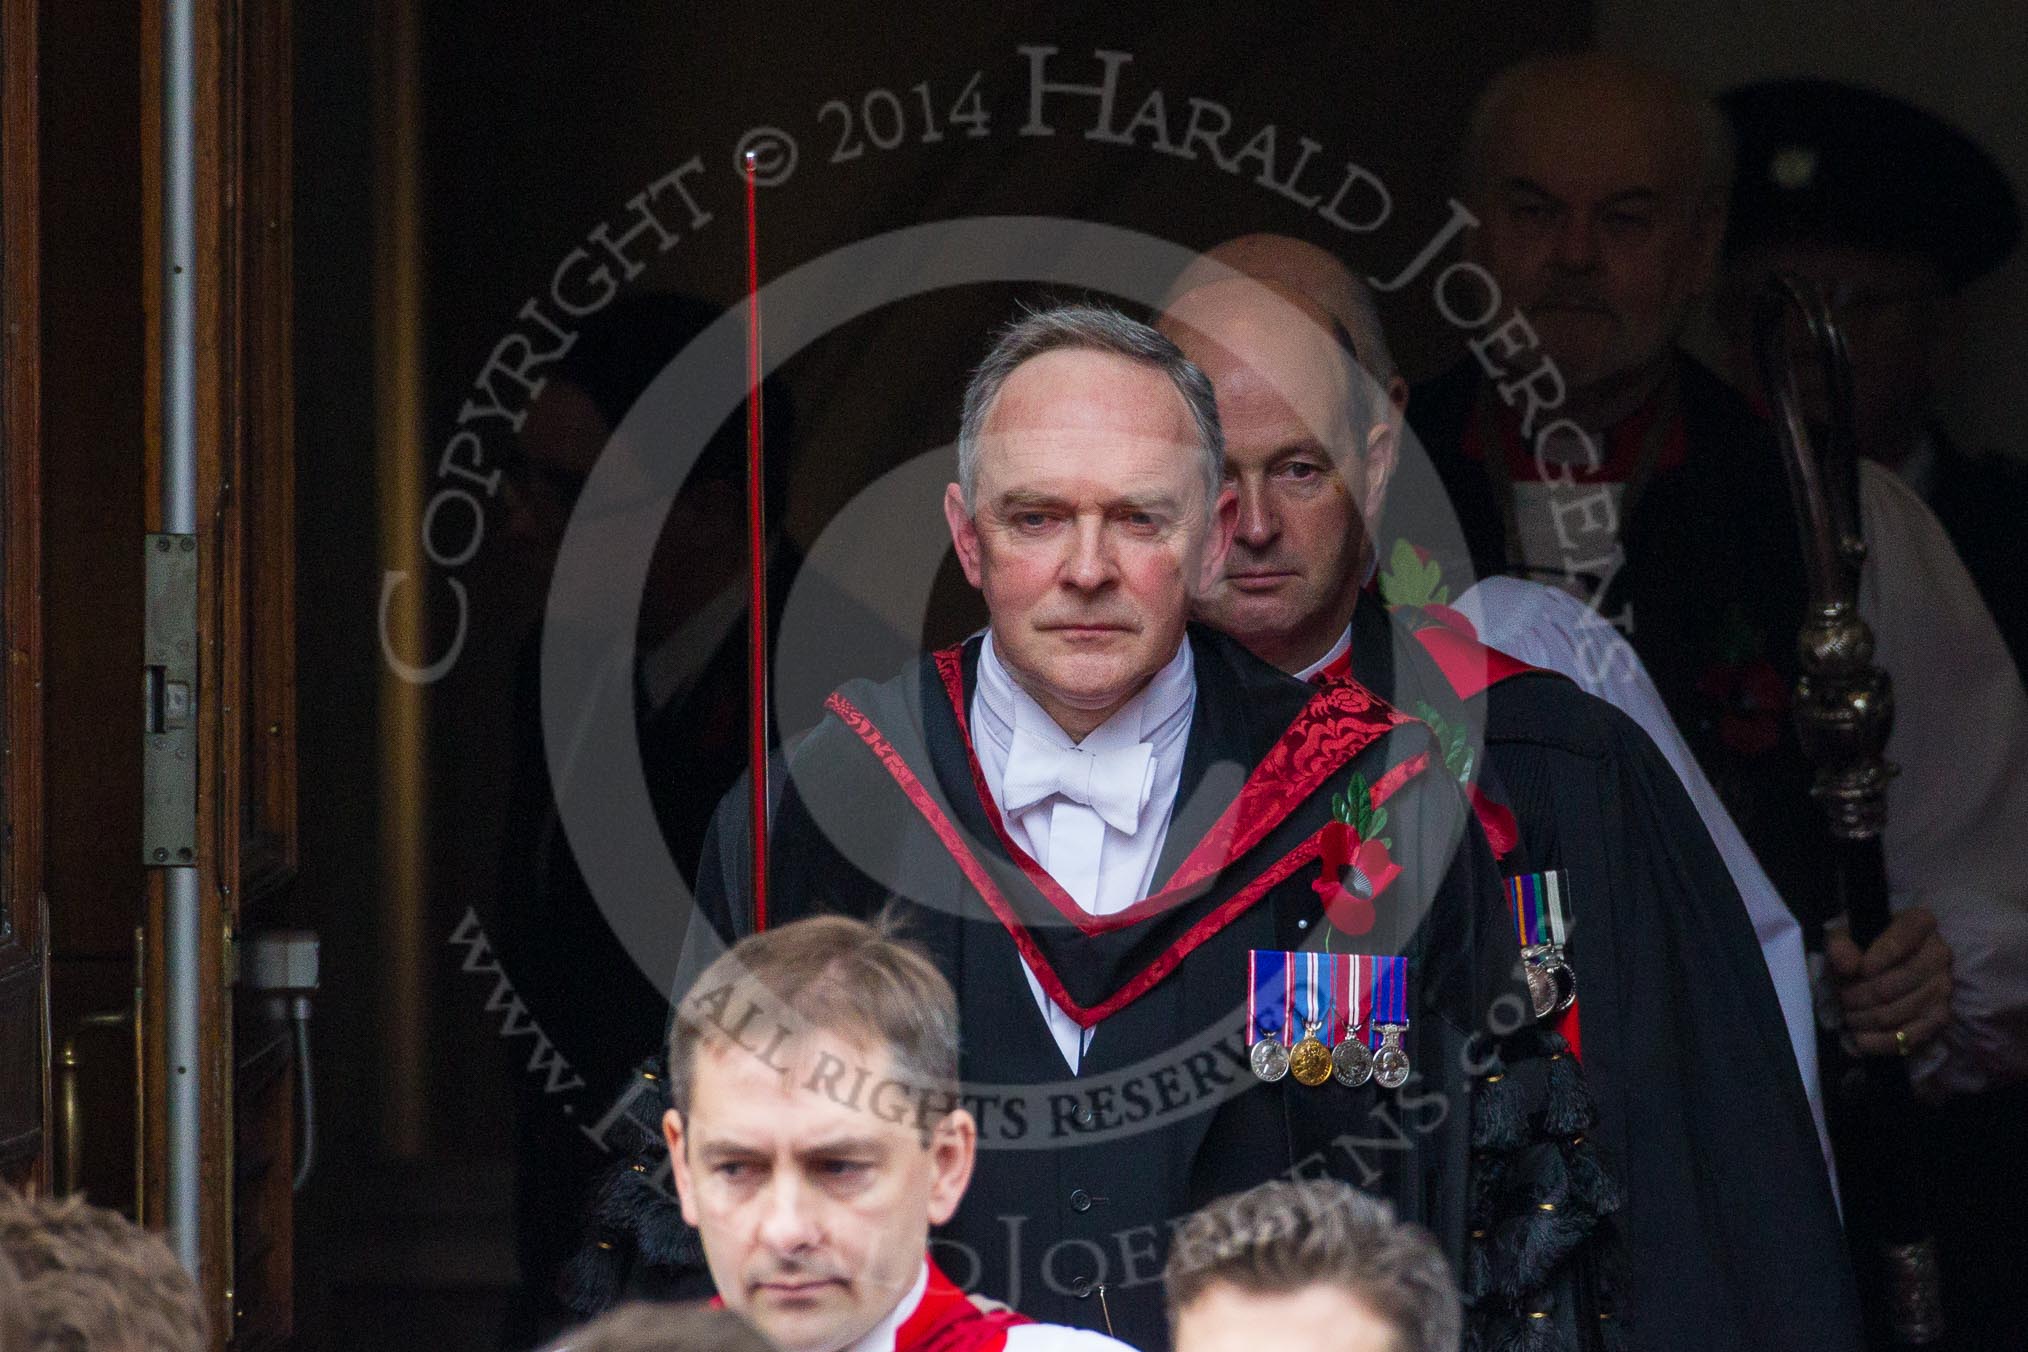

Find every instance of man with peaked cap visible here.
[1398,51,2028,1344]
[1159,241,1857,1352]
[1717,77,2028,676]
[568,302,1614,1351]
[1717,77,2028,1344]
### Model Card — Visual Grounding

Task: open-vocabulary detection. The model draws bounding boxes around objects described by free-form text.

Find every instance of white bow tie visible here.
[1001,728,1156,836]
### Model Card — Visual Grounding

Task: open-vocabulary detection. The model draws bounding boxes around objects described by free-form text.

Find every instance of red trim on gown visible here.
[710,1261,1035,1352]
[821,645,1429,1029]
[894,1260,1032,1352]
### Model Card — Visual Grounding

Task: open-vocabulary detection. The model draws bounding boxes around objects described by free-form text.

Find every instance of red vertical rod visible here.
[744,151,770,933]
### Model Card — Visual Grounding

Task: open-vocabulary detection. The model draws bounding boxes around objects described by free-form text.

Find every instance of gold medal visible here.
[1290,1024,1332,1087]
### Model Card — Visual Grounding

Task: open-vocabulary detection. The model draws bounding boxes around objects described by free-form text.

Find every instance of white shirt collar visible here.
[1292,625,1353,684]
[843,1259,931,1352]
[974,629,1195,757]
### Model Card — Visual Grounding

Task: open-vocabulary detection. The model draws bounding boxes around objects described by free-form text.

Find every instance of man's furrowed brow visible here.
[992,489,1072,515]
[991,488,1187,516]
[1265,438,1332,465]
[694,1137,767,1163]
[797,1131,897,1162]
[1112,491,1186,516]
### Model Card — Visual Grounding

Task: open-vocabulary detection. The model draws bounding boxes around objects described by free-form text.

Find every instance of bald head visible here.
[1166,235,1400,389]
[1461,52,1732,403]
[1161,278,1370,458]
[1157,277,1399,673]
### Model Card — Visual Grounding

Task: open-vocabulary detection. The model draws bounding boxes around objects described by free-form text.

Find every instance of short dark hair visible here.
[667,912,959,1125]
[0,1186,209,1352]
[543,1300,778,1352]
[1166,1179,1461,1352]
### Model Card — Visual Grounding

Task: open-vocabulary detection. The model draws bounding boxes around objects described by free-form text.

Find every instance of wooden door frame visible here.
[141,0,297,1341]
[0,0,49,1193]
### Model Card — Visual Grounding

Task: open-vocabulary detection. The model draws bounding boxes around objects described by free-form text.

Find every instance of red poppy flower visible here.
[1319,820,1354,871]
[1466,783,1520,858]
[1312,832,1400,935]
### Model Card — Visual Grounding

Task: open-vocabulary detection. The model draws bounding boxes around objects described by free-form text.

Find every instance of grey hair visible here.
[1462,53,1736,205]
[1166,1179,1462,1352]
[957,302,1225,515]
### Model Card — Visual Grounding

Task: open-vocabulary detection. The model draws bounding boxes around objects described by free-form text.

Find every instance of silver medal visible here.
[1250,1037,1290,1083]
[1523,943,1578,1019]
[1524,957,1558,1021]
[1545,953,1577,1013]
[1372,1024,1411,1090]
[1331,1035,1375,1087]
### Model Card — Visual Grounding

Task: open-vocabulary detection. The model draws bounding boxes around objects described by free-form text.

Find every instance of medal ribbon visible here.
[1296,951,1331,1037]
[1366,954,1407,1047]
[1506,871,1571,948]
[1249,950,1293,1047]
[1326,953,1354,1043]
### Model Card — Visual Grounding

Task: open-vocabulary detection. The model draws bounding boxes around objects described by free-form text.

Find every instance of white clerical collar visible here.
[975,629,1195,755]
[1292,625,1353,684]
[844,1259,931,1352]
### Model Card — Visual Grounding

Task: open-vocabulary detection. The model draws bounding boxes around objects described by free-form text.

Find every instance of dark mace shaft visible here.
[1754,273,1942,1347]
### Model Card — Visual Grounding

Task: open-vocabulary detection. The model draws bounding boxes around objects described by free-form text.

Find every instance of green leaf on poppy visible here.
[1379,538,1446,609]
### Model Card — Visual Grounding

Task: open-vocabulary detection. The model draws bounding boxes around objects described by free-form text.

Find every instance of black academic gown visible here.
[1402,355,1835,938]
[567,625,1618,1352]
[498,540,913,1343]
[1348,593,1863,1352]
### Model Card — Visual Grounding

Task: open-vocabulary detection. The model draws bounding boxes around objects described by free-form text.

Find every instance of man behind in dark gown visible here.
[573,302,1617,1351]
[1158,248,1858,1352]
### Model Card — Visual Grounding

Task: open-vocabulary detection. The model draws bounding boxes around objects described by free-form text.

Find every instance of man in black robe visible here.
[1395,52,2028,1346]
[1157,250,1859,1352]
[568,303,1613,1350]
[496,294,794,1341]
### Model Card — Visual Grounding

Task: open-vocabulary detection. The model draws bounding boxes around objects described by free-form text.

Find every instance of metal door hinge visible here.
[143,534,197,865]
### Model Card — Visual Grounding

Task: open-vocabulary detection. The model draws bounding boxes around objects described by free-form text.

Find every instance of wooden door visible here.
[138,1,299,1344]
[0,0,47,1198]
